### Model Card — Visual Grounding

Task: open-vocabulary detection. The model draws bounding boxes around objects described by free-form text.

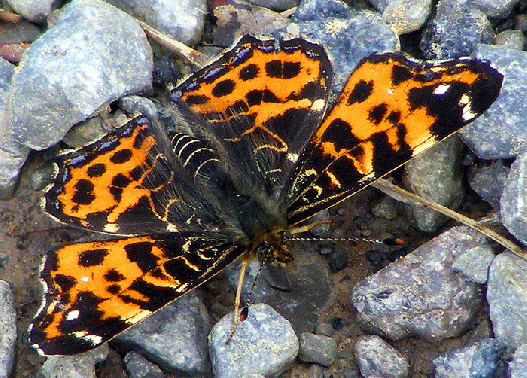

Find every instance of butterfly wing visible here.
[286,52,503,225]
[29,233,245,355]
[170,35,332,198]
[44,115,227,235]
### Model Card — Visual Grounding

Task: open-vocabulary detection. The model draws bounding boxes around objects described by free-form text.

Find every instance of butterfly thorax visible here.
[213,177,288,249]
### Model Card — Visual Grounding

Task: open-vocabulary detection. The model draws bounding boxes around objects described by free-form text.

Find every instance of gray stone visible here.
[501,153,527,244]
[30,162,55,191]
[368,0,391,12]
[315,322,334,337]
[354,335,408,378]
[468,160,509,209]
[39,344,109,378]
[247,0,299,11]
[8,0,152,150]
[298,332,337,367]
[289,9,397,93]
[473,0,520,18]
[432,338,507,378]
[0,281,16,378]
[115,291,211,375]
[352,226,485,342]
[452,245,495,284]
[487,252,527,349]
[305,364,325,378]
[106,0,207,46]
[123,351,164,378]
[516,14,527,32]
[461,45,527,159]
[0,58,28,200]
[371,196,398,220]
[382,0,432,34]
[223,243,332,335]
[118,96,159,120]
[59,113,120,149]
[5,0,58,22]
[213,1,290,48]
[495,30,525,50]
[0,59,13,91]
[209,304,298,378]
[510,343,527,378]
[403,136,464,233]
[420,0,494,59]
[294,0,352,20]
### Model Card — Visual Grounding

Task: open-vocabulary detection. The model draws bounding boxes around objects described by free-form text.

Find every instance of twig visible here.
[137,20,208,67]
[374,178,527,259]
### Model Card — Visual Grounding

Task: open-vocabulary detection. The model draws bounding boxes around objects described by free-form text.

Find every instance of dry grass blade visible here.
[137,20,208,67]
[374,178,526,259]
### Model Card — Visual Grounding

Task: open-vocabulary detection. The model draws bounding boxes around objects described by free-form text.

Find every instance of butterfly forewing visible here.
[171,35,332,197]
[285,53,503,225]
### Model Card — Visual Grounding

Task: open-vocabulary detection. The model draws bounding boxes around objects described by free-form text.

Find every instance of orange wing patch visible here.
[52,121,155,228]
[171,36,332,195]
[315,54,497,171]
[44,116,217,236]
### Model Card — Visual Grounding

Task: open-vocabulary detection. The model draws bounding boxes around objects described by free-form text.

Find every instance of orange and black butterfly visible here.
[29,35,502,355]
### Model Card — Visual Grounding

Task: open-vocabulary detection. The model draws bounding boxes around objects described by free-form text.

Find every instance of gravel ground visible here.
[1,0,527,377]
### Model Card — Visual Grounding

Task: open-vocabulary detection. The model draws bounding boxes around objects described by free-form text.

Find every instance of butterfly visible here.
[28,35,502,355]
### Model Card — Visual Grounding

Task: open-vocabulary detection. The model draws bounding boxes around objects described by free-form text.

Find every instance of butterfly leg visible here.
[226,255,251,344]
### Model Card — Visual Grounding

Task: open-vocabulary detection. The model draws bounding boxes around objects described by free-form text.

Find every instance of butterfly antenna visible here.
[286,235,400,246]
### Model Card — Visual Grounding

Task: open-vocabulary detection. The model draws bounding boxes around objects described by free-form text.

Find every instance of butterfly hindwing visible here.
[29,233,244,355]
[285,53,503,225]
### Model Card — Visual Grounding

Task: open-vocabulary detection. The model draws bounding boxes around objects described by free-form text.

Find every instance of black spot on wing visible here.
[212,79,236,97]
[328,155,363,187]
[104,268,126,282]
[282,62,301,79]
[321,119,359,151]
[164,258,201,281]
[265,60,282,78]
[87,164,105,177]
[54,274,77,292]
[112,174,131,188]
[408,82,468,138]
[72,179,95,205]
[78,248,108,267]
[110,149,132,164]
[391,64,413,85]
[348,80,373,104]
[370,130,412,176]
[369,103,388,124]
[184,94,209,105]
[239,64,259,81]
[126,278,178,311]
[125,241,159,273]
